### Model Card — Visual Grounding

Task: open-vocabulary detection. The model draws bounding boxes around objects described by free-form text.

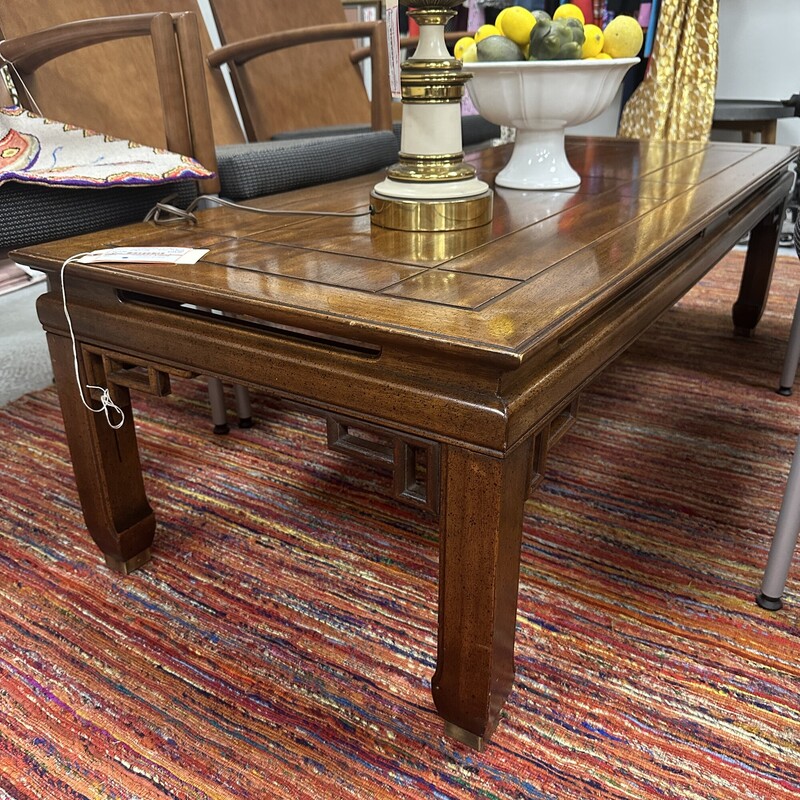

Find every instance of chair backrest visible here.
[0,11,220,196]
[208,0,390,141]
[0,0,245,148]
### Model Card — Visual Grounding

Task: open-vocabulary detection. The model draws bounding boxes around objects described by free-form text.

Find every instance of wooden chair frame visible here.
[0,11,251,432]
[206,20,392,142]
[0,11,220,194]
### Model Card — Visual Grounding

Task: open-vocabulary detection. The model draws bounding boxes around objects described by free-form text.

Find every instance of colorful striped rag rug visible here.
[1,250,799,799]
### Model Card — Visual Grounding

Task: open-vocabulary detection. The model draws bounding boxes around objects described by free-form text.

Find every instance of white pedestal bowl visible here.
[466,58,639,190]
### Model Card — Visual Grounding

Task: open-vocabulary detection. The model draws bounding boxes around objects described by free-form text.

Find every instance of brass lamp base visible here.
[370,190,493,232]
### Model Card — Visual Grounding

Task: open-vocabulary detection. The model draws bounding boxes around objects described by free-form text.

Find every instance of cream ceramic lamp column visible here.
[371,0,493,231]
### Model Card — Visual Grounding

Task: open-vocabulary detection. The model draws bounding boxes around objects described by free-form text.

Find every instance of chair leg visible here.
[777,288,800,395]
[207,376,230,435]
[234,384,253,428]
[757,431,800,610]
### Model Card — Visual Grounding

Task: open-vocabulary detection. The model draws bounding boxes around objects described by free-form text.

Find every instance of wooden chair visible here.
[0,6,400,431]
[0,0,400,203]
[0,0,245,149]
[0,11,220,193]
[0,11,250,433]
[207,0,499,146]
[208,0,391,142]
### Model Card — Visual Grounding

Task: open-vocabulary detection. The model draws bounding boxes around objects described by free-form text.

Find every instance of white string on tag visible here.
[60,253,125,430]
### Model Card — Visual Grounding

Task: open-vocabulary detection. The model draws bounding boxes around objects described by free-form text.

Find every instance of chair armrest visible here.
[0,13,165,71]
[208,21,381,67]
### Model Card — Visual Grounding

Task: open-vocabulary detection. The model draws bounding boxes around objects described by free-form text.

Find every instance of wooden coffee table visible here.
[14,138,797,749]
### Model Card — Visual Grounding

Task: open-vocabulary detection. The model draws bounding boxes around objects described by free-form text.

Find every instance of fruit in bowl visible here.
[461,5,643,190]
[455,4,643,64]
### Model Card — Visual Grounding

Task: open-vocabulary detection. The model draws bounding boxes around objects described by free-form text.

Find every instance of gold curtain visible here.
[618,0,719,142]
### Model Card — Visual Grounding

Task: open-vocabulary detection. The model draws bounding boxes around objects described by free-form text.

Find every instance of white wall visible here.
[717,0,800,144]
[195,0,221,47]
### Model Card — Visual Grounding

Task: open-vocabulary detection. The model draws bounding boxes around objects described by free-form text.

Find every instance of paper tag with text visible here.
[385,0,401,98]
[77,247,209,264]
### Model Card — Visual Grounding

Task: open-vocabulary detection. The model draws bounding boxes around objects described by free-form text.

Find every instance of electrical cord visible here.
[145,193,374,225]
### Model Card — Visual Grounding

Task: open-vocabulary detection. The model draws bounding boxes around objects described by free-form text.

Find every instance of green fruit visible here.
[532,10,551,24]
[560,41,583,59]
[476,35,525,62]
[563,17,586,45]
[529,18,584,60]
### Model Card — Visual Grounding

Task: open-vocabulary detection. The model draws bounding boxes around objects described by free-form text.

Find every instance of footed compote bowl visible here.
[466,58,639,190]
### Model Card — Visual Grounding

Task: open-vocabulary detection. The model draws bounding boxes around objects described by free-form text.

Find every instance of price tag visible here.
[385,0,401,98]
[77,247,209,264]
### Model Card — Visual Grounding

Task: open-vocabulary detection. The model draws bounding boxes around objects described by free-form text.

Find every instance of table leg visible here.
[432,439,532,750]
[47,333,155,574]
[763,120,778,145]
[733,198,787,336]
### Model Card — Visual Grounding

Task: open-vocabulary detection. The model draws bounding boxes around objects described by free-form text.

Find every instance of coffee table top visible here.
[17,138,797,366]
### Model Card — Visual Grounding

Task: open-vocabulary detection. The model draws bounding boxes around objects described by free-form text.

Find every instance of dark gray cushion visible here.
[271,124,380,141]
[216,131,400,201]
[1,181,196,252]
[461,115,501,147]
[271,117,500,149]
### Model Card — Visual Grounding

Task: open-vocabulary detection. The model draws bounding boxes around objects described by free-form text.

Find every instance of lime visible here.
[454,36,476,60]
[602,15,643,58]
[553,3,585,25]
[581,24,604,58]
[500,6,536,47]
[477,35,525,62]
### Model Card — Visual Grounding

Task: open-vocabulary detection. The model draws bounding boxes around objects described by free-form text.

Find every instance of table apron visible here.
[35,169,792,458]
[502,170,794,448]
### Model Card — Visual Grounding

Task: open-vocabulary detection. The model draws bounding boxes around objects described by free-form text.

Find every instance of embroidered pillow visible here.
[0,105,214,188]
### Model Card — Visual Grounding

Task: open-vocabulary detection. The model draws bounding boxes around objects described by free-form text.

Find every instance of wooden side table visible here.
[713,99,795,144]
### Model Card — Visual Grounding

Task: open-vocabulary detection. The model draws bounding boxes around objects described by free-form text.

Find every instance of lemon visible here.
[494,7,511,36]
[461,42,479,63]
[581,23,604,58]
[593,52,612,60]
[553,3,585,25]
[499,6,536,47]
[454,36,476,60]
[474,24,501,43]
[602,15,643,58]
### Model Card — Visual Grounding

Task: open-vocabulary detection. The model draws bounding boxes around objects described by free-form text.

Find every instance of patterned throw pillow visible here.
[0,105,214,188]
